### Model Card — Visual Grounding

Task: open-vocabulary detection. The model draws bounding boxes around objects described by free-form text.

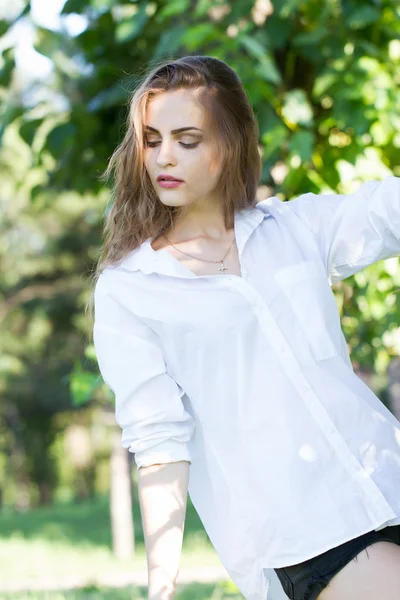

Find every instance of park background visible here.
[1,0,400,598]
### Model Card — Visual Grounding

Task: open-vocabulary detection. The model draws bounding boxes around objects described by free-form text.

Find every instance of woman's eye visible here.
[144,140,200,149]
[180,141,200,148]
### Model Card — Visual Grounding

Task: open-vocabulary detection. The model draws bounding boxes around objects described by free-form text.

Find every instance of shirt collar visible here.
[118,203,271,278]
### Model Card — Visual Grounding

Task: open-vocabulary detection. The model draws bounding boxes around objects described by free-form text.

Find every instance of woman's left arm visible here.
[287,176,400,283]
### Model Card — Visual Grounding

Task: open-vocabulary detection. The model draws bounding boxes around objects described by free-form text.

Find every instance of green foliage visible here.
[0,583,241,600]
[3,0,400,199]
[70,365,102,406]
[70,347,112,406]
[334,258,400,375]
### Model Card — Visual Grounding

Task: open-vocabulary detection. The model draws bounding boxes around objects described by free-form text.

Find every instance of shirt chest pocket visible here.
[273,260,339,361]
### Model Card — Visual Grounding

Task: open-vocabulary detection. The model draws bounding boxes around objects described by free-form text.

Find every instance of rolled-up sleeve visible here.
[93,274,195,469]
[287,176,400,283]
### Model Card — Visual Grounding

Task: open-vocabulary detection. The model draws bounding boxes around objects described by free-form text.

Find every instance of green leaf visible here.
[19,118,44,147]
[312,71,337,98]
[30,183,45,203]
[265,16,293,50]
[115,4,149,43]
[84,344,97,361]
[0,20,10,37]
[277,0,301,18]
[240,35,267,61]
[70,369,101,406]
[87,83,127,111]
[153,26,186,60]
[280,164,306,195]
[288,130,315,162]
[0,47,15,88]
[156,0,190,22]
[46,122,77,158]
[262,123,289,158]
[194,0,214,18]
[0,101,23,145]
[34,27,65,60]
[239,35,281,85]
[370,120,391,147]
[229,0,254,22]
[257,103,281,138]
[180,23,216,50]
[292,26,329,47]
[61,0,91,13]
[93,0,120,11]
[345,6,381,30]
[255,57,282,86]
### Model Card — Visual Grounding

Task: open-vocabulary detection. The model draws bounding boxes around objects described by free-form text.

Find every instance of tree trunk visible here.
[128,450,136,511]
[110,427,135,559]
[38,481,53,506]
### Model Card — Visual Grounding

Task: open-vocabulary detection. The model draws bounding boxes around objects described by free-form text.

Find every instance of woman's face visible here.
[143,88,224,211]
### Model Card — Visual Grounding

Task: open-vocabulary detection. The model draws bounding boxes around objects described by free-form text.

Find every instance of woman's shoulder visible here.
[255,194,286,216]
[95,254,139,293]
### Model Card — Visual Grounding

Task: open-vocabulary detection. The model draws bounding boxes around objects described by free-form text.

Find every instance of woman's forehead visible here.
[145,89,208,128]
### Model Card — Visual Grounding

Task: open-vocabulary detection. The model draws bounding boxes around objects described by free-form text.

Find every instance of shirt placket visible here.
[219,275,397,525]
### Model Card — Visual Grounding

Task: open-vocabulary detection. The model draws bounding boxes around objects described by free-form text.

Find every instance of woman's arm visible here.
[138,460,190,600]
[93,274,195,468]
[93,275,196,598]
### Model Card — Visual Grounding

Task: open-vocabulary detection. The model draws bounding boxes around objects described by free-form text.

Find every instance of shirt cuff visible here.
[132,439,192,469]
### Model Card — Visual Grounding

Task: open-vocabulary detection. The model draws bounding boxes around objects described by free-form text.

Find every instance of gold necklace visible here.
[163,233,236,274]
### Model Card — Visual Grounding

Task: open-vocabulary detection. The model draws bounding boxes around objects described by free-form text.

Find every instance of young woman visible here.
[91,56,400,600]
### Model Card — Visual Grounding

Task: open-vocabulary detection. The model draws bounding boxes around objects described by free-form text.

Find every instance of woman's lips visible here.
[158,180,184,188]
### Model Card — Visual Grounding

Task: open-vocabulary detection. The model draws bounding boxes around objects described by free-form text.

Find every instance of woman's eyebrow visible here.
[144,126,203,134]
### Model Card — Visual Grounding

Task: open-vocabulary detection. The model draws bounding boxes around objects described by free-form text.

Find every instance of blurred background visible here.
[0,0,400,598]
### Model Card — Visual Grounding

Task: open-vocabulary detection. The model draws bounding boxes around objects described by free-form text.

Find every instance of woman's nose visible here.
[156,141,177,166]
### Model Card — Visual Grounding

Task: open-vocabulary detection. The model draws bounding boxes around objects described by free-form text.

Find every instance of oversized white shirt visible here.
[93,177,400,600]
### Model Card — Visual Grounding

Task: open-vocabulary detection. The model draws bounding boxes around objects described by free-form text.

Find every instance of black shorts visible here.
[274,524,400,600]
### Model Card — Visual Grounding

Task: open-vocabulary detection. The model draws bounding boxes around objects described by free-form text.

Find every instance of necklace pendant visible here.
[218,261,228,273]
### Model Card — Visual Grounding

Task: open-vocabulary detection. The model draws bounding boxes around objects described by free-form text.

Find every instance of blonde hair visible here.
[85,55,262,334]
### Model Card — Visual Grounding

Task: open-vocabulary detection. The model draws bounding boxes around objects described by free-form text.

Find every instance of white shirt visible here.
[93,176,400,600]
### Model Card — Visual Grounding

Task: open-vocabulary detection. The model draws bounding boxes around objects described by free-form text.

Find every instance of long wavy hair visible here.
[85,55,262,333]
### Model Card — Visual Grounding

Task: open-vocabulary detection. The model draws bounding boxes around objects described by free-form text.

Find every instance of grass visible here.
[0,494,232,598]
[0,581,243,600]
